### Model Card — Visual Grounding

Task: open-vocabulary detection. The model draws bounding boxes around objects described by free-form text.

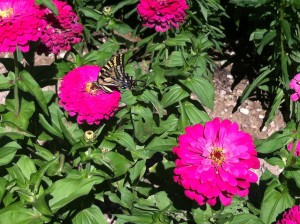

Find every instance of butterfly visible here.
[95,53,136,93]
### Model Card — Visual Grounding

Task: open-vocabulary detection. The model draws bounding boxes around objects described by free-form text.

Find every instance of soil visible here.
[210,60,286,140]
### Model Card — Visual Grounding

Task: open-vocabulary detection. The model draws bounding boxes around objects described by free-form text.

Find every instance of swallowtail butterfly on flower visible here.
[95,53,136,93]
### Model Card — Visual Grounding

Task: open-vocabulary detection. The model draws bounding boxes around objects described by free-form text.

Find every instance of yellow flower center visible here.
[85,82,98,95]
[0,8,13,19]
[210,147,225,166]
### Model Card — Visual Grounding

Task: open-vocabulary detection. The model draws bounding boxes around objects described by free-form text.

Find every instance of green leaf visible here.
[47,177,101,213]
[260,180,294,224]
[257,30,276,55]
[38,114,63,139]
[16,155,37,180]
[192,206,213,224]
[0,71,14,89]
[103,152,132,177]
[78,7,101,20]
[284,168,300,189]
[72,205,107,224]
[120,187,135,209]
[230,214,264,224]
[165,32,191,46]
[0,121,34,139]
[107,131,136,151]
[184,101,210,124]
[120,90,137,106]
[145,137,177,152]
[30,157,59,194]
[129,160,146,182]
[3,98,35,130]
[33,194,53,217]
[178,101,190,130]
[180,77,214,109]
[255,129,292,153]
[112,0,139,13]
[116,214,152,224]
[139,90,164,117]
[57,112,82,144]
[82,50,112,65]
[239,67,274,103]
[280,19,293,47]
[264,88,284,126]
[0,141,21,166]
[18,69,48,115]
[110,20,133,34]
[98,39,120,53]
[131,106,157,143]
[0,203,46,224]
[165,51,188,67]
[161,85,189,108]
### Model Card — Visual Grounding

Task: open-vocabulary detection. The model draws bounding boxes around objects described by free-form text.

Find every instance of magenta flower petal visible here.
[290,73,300,102]
[38,0,83,55]
[173,118,259,206]
[287,141,300,156]
[277,205,300,224]
[0,0,45,53]
[137,0,189,33]
[58,65,121,125]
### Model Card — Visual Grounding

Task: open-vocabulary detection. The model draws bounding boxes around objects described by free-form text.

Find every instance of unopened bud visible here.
[84,130,96,143]
[103,6,113,16]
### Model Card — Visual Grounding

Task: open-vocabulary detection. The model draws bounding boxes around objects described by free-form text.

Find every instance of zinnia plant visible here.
[173,118,260,206]
[0,0,45,52]
[277,205,300,224]
[38,0,83,55]
[58,65,121,125]
[137,0,189,32]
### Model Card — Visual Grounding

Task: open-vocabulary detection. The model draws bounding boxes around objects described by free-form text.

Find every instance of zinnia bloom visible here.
[38,0,83,55]
[277,205,300,224]
[58,65,121,125]
[287,140,300,156]
[0,0,45,52]
[173,118,260,206]
[137,0,189,32]
[290,73,300,102]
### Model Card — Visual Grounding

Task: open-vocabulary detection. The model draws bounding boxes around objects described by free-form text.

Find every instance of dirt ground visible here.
[209,60,286,140]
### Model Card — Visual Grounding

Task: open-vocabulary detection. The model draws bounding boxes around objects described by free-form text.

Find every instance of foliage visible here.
[0,0,300,223]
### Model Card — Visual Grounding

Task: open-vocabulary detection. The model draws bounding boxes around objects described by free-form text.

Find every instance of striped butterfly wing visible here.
[97,54,126,93]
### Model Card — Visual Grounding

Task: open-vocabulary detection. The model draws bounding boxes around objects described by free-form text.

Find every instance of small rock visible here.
[259,115,264,119]
[220,90,227,95]
[240,108,250,115]
[227,74,233,79]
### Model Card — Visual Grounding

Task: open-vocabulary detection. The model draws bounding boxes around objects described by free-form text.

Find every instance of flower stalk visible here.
[13,50,20,115]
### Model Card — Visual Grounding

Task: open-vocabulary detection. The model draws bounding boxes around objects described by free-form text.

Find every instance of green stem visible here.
[287,122,300,166]
[13,51,20,115]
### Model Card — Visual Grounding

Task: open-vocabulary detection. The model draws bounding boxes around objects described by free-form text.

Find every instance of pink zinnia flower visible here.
[38,0,83,55]
[290,73,300,102]
[58,65,121,125]
[0,0,45,52]
[173,118,260,206]
[137,0,189,32]
[287,141,300,156]
[277,205,300,224]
